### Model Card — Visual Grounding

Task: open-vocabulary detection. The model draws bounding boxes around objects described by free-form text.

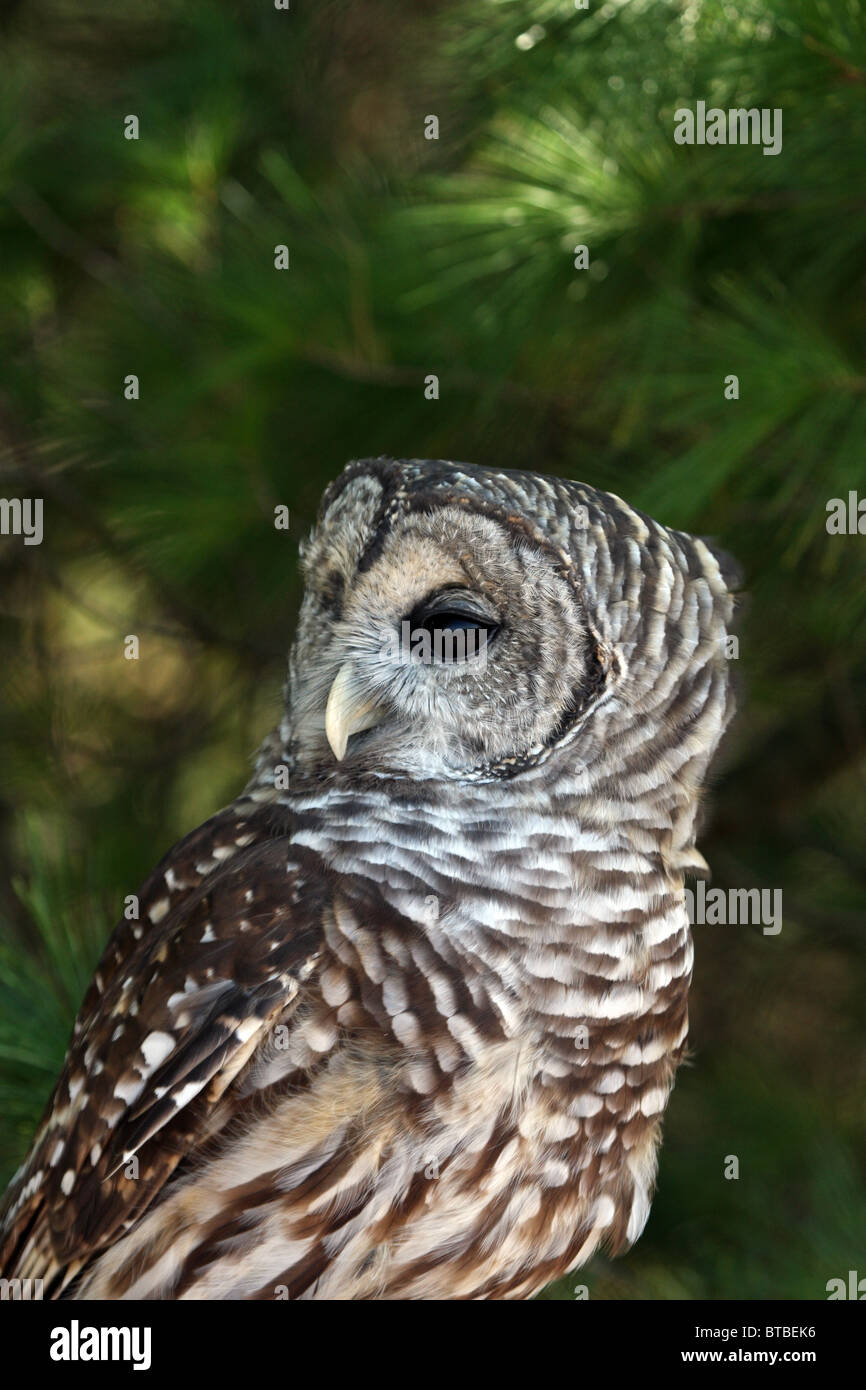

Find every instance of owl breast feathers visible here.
[0,458,737,1300]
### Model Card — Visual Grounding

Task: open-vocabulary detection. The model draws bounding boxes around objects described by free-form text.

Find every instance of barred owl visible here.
[0,457,737,1299]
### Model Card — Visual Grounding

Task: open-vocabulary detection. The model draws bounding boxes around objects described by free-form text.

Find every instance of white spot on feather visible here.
[172,1080,206,1108]
[140,1031,175,1070]
[114,1075,144,1106]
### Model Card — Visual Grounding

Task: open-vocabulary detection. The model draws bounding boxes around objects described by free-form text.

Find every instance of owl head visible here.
[280,458,737,813]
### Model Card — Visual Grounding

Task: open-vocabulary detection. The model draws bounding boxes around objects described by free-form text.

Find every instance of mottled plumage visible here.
[0,457,737,1299]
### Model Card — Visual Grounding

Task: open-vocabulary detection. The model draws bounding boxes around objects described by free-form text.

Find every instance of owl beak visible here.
[325,663,387,761]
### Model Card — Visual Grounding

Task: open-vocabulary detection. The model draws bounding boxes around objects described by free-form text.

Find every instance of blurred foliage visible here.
[0,0,863,1299]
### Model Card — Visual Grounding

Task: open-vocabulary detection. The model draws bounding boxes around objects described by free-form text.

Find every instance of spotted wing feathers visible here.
[0,804,324,1294]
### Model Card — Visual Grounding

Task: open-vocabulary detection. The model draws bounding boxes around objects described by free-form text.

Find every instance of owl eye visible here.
[406,595,500,662]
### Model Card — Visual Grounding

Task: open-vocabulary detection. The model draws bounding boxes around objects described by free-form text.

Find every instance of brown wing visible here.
[0,800,326,1296]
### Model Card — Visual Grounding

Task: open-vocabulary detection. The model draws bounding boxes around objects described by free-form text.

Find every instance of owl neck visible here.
[274,766,692,1045]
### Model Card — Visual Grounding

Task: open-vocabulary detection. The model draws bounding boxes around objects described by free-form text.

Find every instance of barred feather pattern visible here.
[0,458,736,1299]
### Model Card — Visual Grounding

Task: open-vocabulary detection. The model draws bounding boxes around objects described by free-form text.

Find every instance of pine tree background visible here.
[0,0,864,1299]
